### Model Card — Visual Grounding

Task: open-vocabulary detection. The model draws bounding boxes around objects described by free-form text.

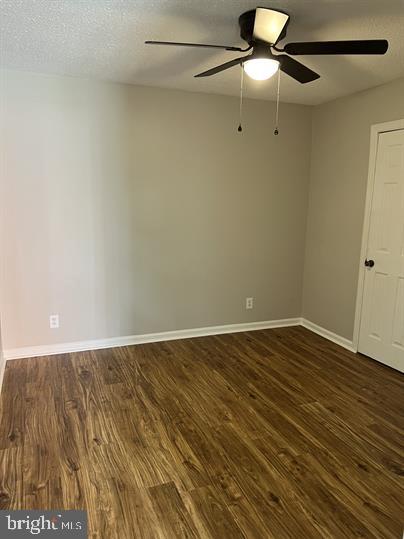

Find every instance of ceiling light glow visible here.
[243,58,279,81]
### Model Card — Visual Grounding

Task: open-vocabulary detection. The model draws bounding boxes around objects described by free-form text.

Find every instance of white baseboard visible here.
[3,317,357,362]
[300,318,356,352]
[0,355,5,394]
[4,318,301,360]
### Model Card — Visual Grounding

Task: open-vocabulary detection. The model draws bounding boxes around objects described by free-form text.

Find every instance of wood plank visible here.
[148,481,199,538]
[0,326,403,538]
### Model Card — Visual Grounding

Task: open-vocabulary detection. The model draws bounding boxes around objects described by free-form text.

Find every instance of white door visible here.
[358,129,404,372]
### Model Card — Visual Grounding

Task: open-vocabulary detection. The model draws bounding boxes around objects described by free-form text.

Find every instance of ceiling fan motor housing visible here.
[250,43,276,60]
[239,10,256,44]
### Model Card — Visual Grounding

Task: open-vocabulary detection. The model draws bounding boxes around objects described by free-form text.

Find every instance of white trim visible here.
[3,317,358,362]
[0,356,5,394]
[301,318,356,352]
[352,119,404,351]
[4,318,301,360]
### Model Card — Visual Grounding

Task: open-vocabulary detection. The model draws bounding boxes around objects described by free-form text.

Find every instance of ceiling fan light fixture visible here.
[243,58,279,80]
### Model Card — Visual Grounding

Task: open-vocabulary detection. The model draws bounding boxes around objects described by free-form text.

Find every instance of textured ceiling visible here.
[1,0,404,105]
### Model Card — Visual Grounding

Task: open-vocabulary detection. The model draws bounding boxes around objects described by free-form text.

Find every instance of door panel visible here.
[392,277,404,349]
[359,129,404,372]
[368,271,388,341]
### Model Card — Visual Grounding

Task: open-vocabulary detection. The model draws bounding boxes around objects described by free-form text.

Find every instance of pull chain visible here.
[274,68,281,135]
[238,62,244,132]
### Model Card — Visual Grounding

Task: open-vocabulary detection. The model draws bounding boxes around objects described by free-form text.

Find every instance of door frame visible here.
[352,118,404,352]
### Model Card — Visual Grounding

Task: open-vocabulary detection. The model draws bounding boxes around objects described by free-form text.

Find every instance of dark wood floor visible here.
[0,327,403,538]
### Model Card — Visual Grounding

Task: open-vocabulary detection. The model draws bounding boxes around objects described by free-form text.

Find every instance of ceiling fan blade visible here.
[253,8,290,45]
[194,56,247,77]
[277,55,320,84]
[284,40,388,55]
[145,40,244,52]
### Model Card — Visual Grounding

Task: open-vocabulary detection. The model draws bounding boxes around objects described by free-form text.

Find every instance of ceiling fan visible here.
[145,7,388,84]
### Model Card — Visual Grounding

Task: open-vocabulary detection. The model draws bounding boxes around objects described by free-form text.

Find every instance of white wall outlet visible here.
[49,314,59,329]
[246,297,254,310]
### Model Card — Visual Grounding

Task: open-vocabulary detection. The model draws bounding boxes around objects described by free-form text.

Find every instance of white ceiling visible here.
[1,0,404,105]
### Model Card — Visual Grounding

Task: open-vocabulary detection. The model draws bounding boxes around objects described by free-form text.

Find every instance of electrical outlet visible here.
[49,314,59,329]
[246,297,254,310]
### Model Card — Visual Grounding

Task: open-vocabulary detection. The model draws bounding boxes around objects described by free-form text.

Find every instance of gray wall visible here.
[2,69,402,352]
[302,77,404,340]
[0,70,312,350]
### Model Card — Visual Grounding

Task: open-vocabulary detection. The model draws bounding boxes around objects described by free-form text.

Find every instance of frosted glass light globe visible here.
[243,58,279,81]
